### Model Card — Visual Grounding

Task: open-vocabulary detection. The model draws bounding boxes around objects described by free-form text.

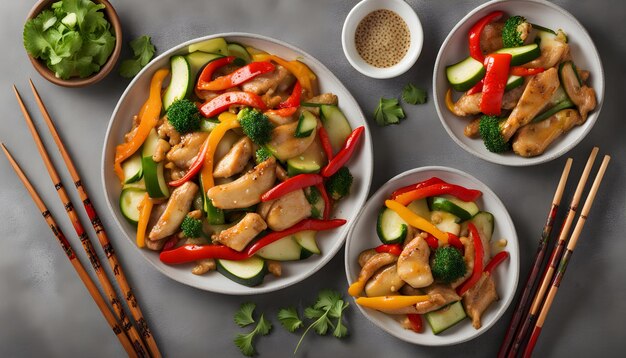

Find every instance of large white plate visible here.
[101,33,373,295]
[345,166,519,345]
[433,0,604,166]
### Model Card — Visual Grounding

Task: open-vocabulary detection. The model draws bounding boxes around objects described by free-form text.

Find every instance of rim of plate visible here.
[344,166,519,345]
[101,32,373,295]
[432,0,604,166]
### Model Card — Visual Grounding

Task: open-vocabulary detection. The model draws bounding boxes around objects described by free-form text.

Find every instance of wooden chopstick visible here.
[509,147,599,356]
[523,155,610,357]
[0,143,138,358]
[28,80,162,358]
[497,157,573,357]
[12,86,149,358]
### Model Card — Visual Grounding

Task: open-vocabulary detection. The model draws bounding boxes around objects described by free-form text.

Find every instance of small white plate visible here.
[101,33,373,295]
[345,166,519,345]
[433,0,604,166]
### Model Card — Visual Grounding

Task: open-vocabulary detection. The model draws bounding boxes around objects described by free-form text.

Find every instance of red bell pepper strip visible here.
[424,235,439,250]
[466,79,484,95]
[394,183,482,206]
[261,174,324,202]
[484,251,510,275]
[200,91,267,117]
[447,233,465,253]
[456,223,485,296]
[390,177,446,200]
[315,183,332,220]
[196,56,237,90]
[468,11,504,63]
[318,127,334,161]
[159,244,249,264]
[265,107,298,117]
[247,219,346,256]
[510,66,545,76]
[198,62,276,91]
[168,136,210,187]
[321,126,365,177]
[276,81,302,109]
[407,314,424,333]
[375,244,403,256]
[480,53,512,116]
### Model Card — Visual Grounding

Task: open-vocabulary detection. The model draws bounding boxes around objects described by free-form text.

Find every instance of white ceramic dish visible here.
[433,0,604,166]
[342,0,423,78]
[345,166,519,345]
[101,33,373,295]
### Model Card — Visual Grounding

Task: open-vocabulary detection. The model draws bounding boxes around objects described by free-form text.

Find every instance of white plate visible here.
[345,166,519,345]
[101,33,373,295]
[433,0,604,166]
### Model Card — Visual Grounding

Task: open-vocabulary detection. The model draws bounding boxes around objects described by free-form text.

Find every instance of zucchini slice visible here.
[119,188,146,225]
[425,301,467,334]
[295,110,317,138]
[163,55,191,110]
[376,207,408,244]
[431,210,461,236]
[141,129,169,199]
[227,43,252,63]
[505,75,524,91]
[469,211,494,243]
[217,256,267,287]
[122,152,143,184]
[319,105,352,154]
[446,56,486,92]
[188,37,228,55]
[185,52,224,82]
[406,198,430,219]
[256,237,304,261]
[286,136,326,176]
[428,195,479,221]
[495,43,541,66]
[293,230,320,256]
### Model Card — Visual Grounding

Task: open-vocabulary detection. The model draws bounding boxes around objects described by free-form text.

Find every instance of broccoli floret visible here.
[238,107,273,145]
[502,16,531,48]
[325,167,353,201]
[431,246,466,283]
[166,99,202,134]
[478,115,510,153]
[255,147,273,164]
[180,216,203,238]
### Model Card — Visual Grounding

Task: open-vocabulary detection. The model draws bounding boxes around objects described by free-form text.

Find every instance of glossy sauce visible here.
[355,9,410,68]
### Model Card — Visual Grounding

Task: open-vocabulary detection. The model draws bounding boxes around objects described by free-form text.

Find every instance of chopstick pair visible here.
[5,81,162,358]
[498,147,610,357]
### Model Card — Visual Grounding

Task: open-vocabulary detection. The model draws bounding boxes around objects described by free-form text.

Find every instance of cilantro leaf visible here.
[234,302,256,327]
[256,314,272,336]
[314,289,342,311]
[294,289,349,353]
[331,300,349,338]
[303,306,323,319]
[234,313,272,356]
[277,307,303,332]
[119,35,156,78]
[374,97,406,126]
[402,83,428,105]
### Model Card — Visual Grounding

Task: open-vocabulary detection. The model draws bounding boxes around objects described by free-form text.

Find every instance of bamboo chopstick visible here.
[523,155,610,357]
[508,147,599,356]
[13,86,149,358]
[0,143,138,358]
[28,80,161,358]
[497,157,573,357]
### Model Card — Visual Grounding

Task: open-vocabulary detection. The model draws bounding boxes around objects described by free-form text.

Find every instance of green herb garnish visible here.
[293,289,349,353]
[234,302,257,327]
[373,97,406,126]
[234,314,272,357]
[402,83,428,105]
[119,35,156,78]
[277,307,303,333]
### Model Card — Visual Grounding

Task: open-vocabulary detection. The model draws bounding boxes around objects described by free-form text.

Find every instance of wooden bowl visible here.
[26,0,122,87]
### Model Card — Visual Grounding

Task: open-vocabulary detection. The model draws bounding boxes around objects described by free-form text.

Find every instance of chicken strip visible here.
[216,213,267,252]
[560,62,597,120]
[450,82,527,117]
[354,253,398,291]
[149,182,199,241]
[480,22,505,54]
[397,235,433,288]
[365,264,405,297]
[414,284,462,314]
[501,68,560,141]
[241,65,294,96]
[213,137,253,178]
[166,132,209,169]
[523,30,569,69]
[512,109,582,157]
[463,273,499,329]
[266,121,317,161]
[266,189,312,231]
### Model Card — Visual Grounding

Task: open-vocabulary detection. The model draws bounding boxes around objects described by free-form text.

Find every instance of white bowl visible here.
[433,0,604,166]
[101,33,373,295]
[345,166,519,345]
[342,0,423,79]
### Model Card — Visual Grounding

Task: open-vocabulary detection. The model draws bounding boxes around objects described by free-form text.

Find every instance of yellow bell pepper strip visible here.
[114,68,170,181]
[385,200,448,243]
[445,88,456,114]
[348,280,366,297]
[200,117,241,190]
[355,295,430,310]
[251,53,318,99]
[217,112,237,122]
[136,193,153,248]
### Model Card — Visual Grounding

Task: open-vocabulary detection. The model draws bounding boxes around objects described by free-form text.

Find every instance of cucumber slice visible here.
[123,178,146,191]
[531,24,557,35]
[119,188,146,225]
[295,110,317,138]
[377,207,408,244]
[406,198,430,219]
[122,152,143,184]
[431,210,461,236]
[428,195,479,221]
[505,75,524,91]
[535,27,568,44]
[495,43,541,66]
[446,56,485,92]
[425,301,467,334]
[217,256,267,287]
[185,52,224,82]
[319,105,352,154]
[532,98,575,123]
[188,37,228,55]
[227,43,252,63]
[469,211,494,243]
[163,55,191,110]
[286,136,326,176]
[300,102,323,108]
[293,230,320,256]
[141,129,169,199]
[200,119,220,132]
[256,237,304,261]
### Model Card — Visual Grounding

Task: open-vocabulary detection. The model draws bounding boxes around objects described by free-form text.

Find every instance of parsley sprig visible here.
[374,97,405,126]
[402,83,428,105]
[233,303,273,356]
[119,35,156,78]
